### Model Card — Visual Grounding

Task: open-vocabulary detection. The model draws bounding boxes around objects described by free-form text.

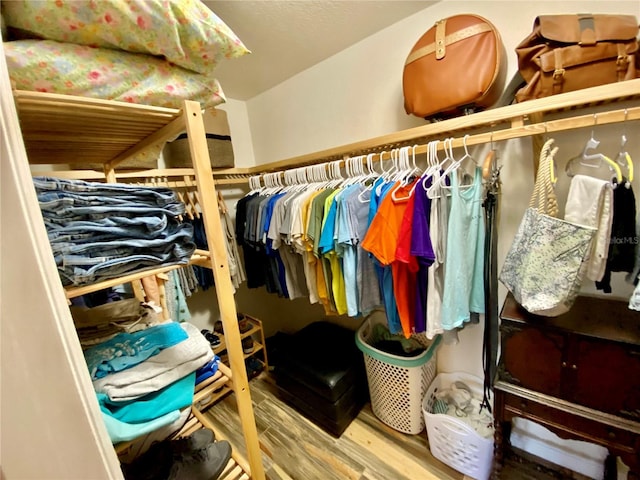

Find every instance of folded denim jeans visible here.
[45,214,171,240]
[40,203,185,219]
[59,250,194,286]
[50,223,193,255]
[34,177,195,286]
[33,176,178,205]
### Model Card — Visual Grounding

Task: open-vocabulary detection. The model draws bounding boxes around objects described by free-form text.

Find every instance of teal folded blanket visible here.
[97,372,195,424]
[84,321,188,380]
[101,409,180,444]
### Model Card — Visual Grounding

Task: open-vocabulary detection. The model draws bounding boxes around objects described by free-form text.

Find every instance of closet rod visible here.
[29,167,250,185]
[245,104,640,182]
[402,104,640,159]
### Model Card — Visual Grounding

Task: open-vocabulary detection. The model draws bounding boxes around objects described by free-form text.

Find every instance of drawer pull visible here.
[520,401,527,410]
[562,361,567,367]
[571,364,577,370]
[608,431,616,439]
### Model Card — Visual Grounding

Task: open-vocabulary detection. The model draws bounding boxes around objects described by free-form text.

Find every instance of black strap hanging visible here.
[480,165,501,414]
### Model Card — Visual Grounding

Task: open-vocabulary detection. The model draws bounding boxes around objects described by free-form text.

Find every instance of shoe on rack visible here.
[201,329,221,348]
[167,440,232,480]
[242,337,254,354]
[245,357,264,380]
[213,320,224,335]
[170,429,215,456]
[237,314,252,334]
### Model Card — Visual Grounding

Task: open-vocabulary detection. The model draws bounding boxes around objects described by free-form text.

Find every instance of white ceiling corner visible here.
[203,0,438,100]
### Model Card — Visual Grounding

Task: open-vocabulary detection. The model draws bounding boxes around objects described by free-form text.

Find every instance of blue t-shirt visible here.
[368,180,402,334]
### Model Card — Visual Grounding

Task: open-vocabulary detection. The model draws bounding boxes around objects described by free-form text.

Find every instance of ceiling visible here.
[203,1,437,100]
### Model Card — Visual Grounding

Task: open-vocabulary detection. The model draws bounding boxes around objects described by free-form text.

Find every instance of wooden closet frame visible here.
[14,91,266,480]
[209,78,640,182]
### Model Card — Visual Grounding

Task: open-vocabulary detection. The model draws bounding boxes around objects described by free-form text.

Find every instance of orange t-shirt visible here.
[362,180,417,336]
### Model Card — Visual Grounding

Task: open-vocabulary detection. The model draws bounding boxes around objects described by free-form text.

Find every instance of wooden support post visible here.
[182,101,266,480]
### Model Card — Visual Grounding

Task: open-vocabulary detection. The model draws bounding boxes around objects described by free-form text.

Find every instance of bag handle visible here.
[405,22,494,65]
[529,138,559,217]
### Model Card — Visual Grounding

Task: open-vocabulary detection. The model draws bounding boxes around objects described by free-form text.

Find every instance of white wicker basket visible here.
[355,314,440,434]
[422,372,494,480]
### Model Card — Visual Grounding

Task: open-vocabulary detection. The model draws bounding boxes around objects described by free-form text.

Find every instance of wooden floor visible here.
[202,372,589,480]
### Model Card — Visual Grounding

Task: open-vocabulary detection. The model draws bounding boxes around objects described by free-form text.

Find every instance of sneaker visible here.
[167,440,232,480]
[201,330,221,348]
[208,333,221,348]
[242,337,254,354]
[170,429,215,456]
[245,357,263,379]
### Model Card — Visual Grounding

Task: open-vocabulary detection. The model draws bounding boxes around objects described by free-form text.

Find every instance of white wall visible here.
[217,2,640,378]
[246,1,640,165]
[0,45,122,480]
[217,98,255,169]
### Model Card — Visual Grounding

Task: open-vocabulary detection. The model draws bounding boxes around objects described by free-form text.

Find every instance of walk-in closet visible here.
[2,1,640,479]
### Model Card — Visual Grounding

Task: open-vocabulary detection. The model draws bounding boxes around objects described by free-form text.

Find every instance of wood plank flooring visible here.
[201,372,590,480]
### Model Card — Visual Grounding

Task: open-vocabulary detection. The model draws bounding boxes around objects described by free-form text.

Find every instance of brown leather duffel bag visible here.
[403,14,507,120]
[515,14,639,102]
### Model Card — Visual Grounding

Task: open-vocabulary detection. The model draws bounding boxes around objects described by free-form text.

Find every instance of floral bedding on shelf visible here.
[5,40,226,110]
[2,0,249,109]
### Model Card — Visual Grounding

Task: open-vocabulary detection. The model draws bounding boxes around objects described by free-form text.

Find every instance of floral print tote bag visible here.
[499,139,596,316]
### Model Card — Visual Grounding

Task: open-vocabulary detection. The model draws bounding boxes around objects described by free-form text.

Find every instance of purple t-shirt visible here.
[410,176,436,332]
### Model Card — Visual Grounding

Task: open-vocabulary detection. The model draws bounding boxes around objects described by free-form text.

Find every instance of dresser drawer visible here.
[502,391,638,456]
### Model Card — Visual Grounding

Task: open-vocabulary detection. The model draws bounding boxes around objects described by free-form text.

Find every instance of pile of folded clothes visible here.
[33,176,196,286]
[82,319,216,445]
[71,297,163,348]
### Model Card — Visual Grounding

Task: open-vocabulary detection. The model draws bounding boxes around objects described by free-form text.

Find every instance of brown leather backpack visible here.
[515,14,639,102]
[402,14,507,120]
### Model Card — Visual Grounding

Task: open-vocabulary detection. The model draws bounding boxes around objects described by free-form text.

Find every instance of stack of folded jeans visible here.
[33,177,196,286]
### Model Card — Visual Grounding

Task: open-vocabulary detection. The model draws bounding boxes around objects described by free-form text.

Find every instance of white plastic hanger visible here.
[426,137,457,198]
[614,110,633,188]
[248,175,262,194]
[565,115,622,184]
[392,145,422,200]
[356,153,381,203]
[421,140,441,192]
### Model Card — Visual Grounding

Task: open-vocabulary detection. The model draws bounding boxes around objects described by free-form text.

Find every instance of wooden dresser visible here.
[493,292,640,478]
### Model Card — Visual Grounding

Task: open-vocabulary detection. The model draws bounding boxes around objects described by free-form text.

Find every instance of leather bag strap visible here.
[435,19,447,59]
[405,22,493,65]
[578,14,597,45]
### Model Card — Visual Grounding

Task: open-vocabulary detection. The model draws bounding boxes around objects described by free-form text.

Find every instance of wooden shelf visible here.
[63,250,211,299]
[210,315,269,377]
[213,321,264,355]
[13,90,183,167]
[17,91,267,479]
[210,78,640,177]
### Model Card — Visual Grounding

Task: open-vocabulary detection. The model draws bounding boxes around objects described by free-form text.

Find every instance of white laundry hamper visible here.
[422,372,494,480]
[355,313,441,434]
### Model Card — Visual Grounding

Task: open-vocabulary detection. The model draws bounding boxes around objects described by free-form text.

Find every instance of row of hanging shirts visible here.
[236,137,500,340]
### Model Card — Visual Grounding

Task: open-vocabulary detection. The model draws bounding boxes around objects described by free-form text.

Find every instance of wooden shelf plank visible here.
[63,251,211,299]
[14,90,184,166]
